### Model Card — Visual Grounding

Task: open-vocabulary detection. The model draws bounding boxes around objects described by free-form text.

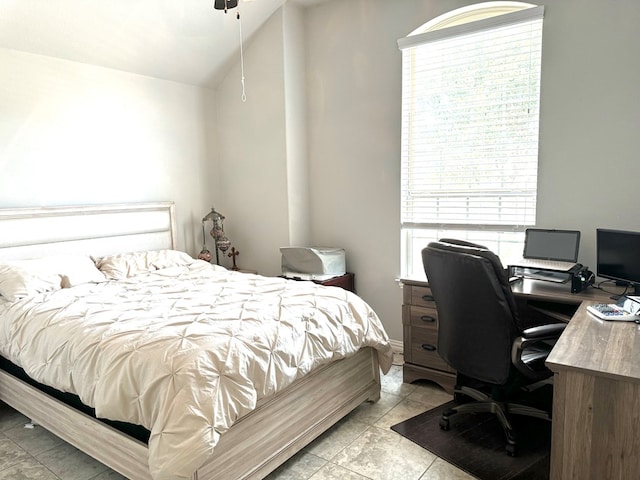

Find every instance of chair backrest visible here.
[422,240,520,385]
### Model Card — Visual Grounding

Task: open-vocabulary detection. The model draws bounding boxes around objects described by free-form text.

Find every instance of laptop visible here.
[513,228,581,272]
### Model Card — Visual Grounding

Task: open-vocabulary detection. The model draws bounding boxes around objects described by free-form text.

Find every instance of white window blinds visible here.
[399,6,544,231]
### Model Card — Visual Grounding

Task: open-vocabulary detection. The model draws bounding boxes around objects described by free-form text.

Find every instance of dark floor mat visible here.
[391,400,551,480]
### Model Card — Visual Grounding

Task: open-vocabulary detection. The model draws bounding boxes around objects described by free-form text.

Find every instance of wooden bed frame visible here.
[0,202,382,480]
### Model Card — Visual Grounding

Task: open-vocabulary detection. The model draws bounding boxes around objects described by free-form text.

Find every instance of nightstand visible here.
[282,273,356,294]
[314,273,355,293]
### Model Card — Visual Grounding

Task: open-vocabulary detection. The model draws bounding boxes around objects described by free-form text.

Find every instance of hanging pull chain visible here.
[238,11,247,102]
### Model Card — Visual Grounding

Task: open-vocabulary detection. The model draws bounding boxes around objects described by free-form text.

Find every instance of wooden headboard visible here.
[0,202,176,261]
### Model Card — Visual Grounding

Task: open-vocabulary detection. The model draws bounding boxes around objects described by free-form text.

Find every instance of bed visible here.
[0,202,393,480]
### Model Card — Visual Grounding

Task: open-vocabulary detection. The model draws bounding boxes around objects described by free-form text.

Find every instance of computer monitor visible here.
[596,228,640,295]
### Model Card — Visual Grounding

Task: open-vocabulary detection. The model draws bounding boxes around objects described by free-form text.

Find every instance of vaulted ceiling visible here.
[0,0,320,87]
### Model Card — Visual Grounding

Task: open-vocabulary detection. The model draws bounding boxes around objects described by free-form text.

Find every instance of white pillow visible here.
[0,264,62,302]
[12,255,107,288]
[96,249,195,280]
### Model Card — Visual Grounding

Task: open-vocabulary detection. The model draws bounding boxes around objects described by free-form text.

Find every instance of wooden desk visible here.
[404,277,639,478]
[545,300,640,479]
[512,280,640,478]
[509,278,613,321]
[511,277,614,304]
[400,278,614,393]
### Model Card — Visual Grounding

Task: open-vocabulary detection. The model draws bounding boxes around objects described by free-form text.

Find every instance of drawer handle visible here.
[420,315,436,323]
[421,294,435,302]
[421,344,437,352]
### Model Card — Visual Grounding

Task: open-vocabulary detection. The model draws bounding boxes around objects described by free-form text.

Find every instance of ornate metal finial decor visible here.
[199,207,231,265]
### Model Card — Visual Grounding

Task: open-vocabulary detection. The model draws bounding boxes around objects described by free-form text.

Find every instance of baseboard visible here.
[389,339,404,366]
[389,339,403,355]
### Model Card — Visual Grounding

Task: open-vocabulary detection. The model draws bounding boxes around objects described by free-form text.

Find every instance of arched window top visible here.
[410,1,537,36]
[398,1,545,278]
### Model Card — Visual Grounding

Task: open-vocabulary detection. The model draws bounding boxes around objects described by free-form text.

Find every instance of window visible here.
[398,2,544,279]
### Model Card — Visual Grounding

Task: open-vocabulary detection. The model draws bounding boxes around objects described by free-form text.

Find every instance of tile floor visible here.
[0,357,474,480]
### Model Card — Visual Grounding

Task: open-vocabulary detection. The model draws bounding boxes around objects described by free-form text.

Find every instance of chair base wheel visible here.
[506,443,517,457]
[439,417,450,431]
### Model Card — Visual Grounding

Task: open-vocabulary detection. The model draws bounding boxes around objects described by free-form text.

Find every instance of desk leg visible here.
[549,371,567,480]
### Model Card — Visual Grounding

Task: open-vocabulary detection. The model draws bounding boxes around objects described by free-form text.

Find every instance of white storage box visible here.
[280,247,346,280]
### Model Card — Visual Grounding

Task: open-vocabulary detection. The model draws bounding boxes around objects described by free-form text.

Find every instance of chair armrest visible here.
[522,323,566,339]
[511,323,566,379]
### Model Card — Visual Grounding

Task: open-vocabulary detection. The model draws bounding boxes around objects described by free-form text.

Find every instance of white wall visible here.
[6,0,640,344]
[213,3,315,274]
[535,0,640,267]
[283,2,311,248]
[214,8,296,274]
[304,0,437,343]
[0,48,214,254]
[217,0,640,342]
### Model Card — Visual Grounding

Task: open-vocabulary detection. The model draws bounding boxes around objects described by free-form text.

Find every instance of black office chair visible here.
[422,239,566,456]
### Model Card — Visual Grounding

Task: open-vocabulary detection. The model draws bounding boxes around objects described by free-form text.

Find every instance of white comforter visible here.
[0,261,392,479]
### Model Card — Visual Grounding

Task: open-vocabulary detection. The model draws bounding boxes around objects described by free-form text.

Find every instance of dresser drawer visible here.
[402,280,456,392]
[409,328,453,373]
[408,305,438,329]
[407,285,437,308]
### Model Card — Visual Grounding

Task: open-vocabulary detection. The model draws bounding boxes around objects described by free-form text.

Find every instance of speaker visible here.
[571,267,595,293]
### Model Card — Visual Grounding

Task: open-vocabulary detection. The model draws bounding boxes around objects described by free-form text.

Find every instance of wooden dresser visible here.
[401,279,455,393]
